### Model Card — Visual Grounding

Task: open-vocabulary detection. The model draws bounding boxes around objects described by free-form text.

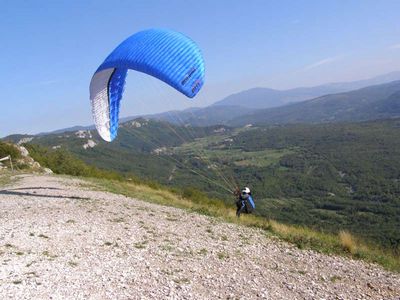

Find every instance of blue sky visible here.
[1,0,400,137]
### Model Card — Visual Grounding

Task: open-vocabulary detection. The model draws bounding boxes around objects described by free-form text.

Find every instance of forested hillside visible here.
[228,119,400,250]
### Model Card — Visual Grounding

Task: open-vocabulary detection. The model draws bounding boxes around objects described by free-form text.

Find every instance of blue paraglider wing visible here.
[90,29,205,142]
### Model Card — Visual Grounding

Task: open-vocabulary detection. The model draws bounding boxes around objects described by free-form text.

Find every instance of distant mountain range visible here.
[143,105,254,127]
[229,80,400,126]
[145,71,400,127]
[213,71,400,109]
[37,125,95,136]
[9,70,400,137]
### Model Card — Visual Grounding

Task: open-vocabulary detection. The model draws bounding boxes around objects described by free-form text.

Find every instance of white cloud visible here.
[302,57,338,71]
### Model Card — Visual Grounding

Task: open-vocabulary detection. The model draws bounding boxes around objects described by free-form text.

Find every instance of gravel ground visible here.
[0,174,399,300]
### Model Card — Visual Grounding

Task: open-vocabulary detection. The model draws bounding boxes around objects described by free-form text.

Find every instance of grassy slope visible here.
[83,176,400,272]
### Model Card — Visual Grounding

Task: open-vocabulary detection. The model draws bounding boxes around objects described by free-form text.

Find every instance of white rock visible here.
[43,168,53,174]
[83,139,97,149]
[75,130,92,139]
[17,137,33,145]
[131,121,142,128]
[17,146,29,157]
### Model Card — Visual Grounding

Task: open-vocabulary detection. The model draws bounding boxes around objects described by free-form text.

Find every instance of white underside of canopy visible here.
[89,68,114,142]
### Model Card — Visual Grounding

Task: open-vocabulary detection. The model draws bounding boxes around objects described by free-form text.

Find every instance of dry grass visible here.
[0,170,15,187]
[339,230,357,254]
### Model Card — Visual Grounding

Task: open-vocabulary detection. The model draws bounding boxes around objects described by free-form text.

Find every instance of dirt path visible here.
[0,174,399,299]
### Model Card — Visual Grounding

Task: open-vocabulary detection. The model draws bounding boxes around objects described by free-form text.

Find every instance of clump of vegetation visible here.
[198,248,208,255]
[42,251,57,260]
[0,141,28,172]
[24,143,123,180]
[205,227,213,234]
[160,244,174,252]
[173,278,190,284]
[110,217,125,223]
[0,141,21,160]
[68,261,78,267]
[339,231,357,254]
[0,173,13,187]
[134,241,148,249]
[330,275,342,283]
[217,252,229,260]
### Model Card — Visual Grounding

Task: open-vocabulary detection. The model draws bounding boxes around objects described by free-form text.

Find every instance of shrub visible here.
[0,142,21,159]
[339,230,357,254]
[24,143,123,180]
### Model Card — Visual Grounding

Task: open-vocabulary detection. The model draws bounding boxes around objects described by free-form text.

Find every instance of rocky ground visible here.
[0,174,399,299]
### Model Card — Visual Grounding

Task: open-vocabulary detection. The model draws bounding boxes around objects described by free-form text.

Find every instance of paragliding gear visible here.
[236,191,255,217]
[247,195,255,210]
[90,28,205,142]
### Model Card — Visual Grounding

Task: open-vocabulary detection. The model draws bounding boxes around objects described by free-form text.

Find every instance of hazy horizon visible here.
[3,69,400,137]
